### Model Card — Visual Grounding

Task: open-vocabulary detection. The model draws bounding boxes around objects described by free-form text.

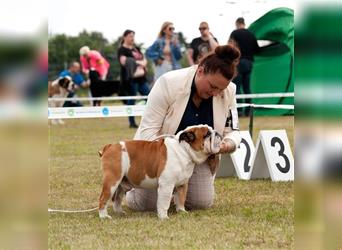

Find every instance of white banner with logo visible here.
[48,105,145,119]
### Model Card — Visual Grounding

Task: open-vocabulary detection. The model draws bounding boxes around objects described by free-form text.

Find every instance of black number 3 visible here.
[271,137,290,173]
[241,138,251,172]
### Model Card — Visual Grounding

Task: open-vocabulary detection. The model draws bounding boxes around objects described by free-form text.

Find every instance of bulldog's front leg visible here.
[157,183,174,220]
[174,183,188,213]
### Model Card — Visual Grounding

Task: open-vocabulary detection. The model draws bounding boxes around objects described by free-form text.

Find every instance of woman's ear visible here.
[197,66,204,76]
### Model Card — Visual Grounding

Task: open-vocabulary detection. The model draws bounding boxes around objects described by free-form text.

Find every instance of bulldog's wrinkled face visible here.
[58,76,74,92]
[178,125,222,154]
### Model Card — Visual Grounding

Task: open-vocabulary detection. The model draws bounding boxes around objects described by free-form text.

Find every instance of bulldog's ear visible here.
[179,131,196,143]
[58,78,69,88]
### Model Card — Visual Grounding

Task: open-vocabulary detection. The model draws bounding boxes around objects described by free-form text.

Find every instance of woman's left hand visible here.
[219,139,236,154]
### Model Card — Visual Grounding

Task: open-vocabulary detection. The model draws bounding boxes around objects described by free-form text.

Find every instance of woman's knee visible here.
[125,189,157,211]
[185,196,214,210]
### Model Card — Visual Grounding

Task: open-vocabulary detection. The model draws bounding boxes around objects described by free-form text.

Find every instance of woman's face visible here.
[124,32,135,45]
[164,24,174,37]
[195,66,230,99]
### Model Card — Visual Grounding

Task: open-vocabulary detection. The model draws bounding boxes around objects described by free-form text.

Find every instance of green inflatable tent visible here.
[248,7,294,115]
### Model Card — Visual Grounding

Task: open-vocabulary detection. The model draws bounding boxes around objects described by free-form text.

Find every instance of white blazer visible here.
[134,65,241,150]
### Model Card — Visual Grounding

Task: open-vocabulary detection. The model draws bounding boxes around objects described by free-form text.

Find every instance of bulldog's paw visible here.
[113,203,126,215]
[176,207,188,213]
[101,214,112,219]
[114,208,126,215]
[158,213,169,220]
[99,209,112,219]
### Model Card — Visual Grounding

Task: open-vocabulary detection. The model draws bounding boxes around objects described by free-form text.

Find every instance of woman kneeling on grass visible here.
[126,44,242,210]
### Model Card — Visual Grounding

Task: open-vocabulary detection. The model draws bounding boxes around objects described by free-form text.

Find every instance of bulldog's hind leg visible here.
[112,185,125,214]
[174,183,188,213]
[99,178,122,219]
[112,177,132,214]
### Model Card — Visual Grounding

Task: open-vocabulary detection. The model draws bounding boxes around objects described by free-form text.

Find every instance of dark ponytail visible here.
[198,44,240,80]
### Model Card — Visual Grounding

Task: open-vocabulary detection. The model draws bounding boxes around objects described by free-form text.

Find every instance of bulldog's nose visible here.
[215,131,223,139]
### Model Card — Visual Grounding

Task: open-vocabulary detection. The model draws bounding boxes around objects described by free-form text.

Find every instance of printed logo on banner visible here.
[250,130,294,181]
[126,107,132,115]
[67,109,75,117]
[102,107,109,116]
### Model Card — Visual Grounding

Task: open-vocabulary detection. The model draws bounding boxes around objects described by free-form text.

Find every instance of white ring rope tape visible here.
[48,96,148,102]
[236,104,294,109]
[48,104,294,119]
[236,92,294,99]
[48,92,294,102]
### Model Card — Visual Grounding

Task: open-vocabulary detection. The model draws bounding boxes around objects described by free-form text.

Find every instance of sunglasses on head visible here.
[199,27,208,30]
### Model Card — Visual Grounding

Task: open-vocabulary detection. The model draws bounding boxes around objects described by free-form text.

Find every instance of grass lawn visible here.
[48,116,294,249]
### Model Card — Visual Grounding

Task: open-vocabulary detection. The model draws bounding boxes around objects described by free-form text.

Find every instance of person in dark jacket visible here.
[229,17,259,116]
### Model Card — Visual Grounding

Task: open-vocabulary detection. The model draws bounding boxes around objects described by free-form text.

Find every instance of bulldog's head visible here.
[58,76,74,92]
[177,125,222,164]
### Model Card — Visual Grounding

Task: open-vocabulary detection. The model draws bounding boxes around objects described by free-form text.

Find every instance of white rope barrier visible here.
[236,92,294,99]
[48,207,98,213]
[48,96,148,102]
[48,92,294,102]
[236,104,294,110]
[48,105,145,119]
[48,103,293,119]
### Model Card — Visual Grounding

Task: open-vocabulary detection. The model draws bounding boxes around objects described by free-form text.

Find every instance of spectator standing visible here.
[118,30,150,128]
[187,22,219,65]
[146,22,182,81]
[228,17,259,116]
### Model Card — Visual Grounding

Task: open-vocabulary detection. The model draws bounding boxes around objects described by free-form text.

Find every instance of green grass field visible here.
[48,116,294,249]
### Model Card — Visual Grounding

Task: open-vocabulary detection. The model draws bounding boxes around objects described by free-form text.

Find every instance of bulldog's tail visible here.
[98,144,112,158]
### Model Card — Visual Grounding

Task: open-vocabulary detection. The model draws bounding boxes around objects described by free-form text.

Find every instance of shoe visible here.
[129,124,138,128]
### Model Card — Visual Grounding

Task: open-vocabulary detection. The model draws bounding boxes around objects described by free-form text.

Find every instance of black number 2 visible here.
[241,138,251,172]
[270,137,290,173]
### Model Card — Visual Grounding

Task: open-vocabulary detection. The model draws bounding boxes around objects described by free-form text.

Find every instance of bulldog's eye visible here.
[204,131,211,138]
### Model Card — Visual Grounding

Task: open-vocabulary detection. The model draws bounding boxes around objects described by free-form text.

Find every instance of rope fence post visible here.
[248,104,254,138]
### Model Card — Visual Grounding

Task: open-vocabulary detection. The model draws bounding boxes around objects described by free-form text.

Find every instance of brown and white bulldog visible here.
[48,76,74,124]
[98,124,222,219]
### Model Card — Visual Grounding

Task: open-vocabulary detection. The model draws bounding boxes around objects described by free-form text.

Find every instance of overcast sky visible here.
[0,0,294,46]
[47,0,294,47]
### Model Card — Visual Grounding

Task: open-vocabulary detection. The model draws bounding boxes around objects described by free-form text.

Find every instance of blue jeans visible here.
[127,81,150,126]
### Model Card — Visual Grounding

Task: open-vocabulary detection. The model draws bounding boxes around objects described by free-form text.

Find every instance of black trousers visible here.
[233,58,253,116]
[63,92,82,107]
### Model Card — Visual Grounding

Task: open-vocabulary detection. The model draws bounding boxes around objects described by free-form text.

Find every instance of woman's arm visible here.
[220,86,242,153]
[119,55,127,66]
[137,76,171,140]
[145,40,163,62]
[171,43,182,61]
[187,48,195,66]
[136,58,147,67]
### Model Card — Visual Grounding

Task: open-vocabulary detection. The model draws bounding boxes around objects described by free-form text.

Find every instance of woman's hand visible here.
[136,59,147,67]
[219,139,236,154]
